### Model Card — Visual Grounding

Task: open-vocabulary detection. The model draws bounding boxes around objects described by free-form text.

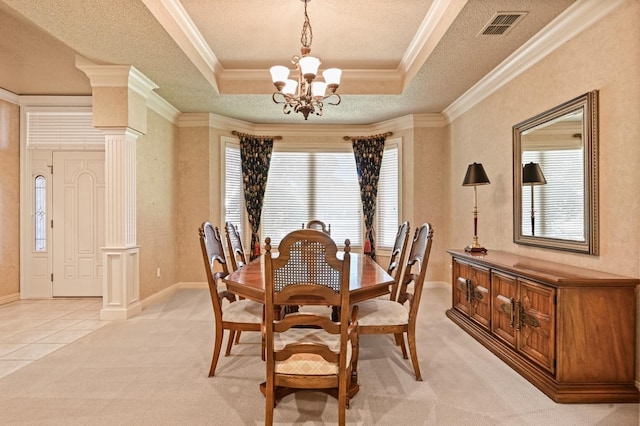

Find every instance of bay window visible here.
[224,138,400,250]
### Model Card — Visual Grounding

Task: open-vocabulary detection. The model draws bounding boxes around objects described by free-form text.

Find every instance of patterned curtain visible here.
[240,136,273,260]
[352,136,386,260]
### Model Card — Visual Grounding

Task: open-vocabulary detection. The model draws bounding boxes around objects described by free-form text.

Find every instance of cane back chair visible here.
[263,229,358,426]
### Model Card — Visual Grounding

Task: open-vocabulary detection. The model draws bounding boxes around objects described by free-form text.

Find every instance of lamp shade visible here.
[311,81,327,97]
[299,56,320,77]
[269,65,290,83]
[282,79,298,95]
[462,162,490,186]
[322,68,342,85]
[522,162,547,185]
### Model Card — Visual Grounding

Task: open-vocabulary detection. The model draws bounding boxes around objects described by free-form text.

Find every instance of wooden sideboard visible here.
[446,249,639,403]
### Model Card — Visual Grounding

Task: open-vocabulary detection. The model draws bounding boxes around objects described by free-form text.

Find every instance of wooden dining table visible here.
[222,251,394,400]
[223,252,395,305]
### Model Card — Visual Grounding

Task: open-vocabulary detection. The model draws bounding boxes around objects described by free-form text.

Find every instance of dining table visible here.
[222,251,395,400]
[223,252,395,305]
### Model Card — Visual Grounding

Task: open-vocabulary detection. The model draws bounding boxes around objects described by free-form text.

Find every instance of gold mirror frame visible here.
[513,91,599,254]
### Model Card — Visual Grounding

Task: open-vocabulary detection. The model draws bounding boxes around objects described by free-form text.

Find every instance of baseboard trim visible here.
[0,293,20,306]
[140,282,207,310]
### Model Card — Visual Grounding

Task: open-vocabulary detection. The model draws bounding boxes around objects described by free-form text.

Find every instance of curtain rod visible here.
[343,131,393,141]
[232,130,282,141]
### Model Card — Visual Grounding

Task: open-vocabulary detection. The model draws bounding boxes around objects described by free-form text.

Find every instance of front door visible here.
[52,151,105,297]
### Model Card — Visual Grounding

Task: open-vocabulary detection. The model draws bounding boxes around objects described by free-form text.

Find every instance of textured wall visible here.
[136,110,178,300]
[448,0,640,383]
[0,99,20,299]
[411,126,450,282]
[176,125,211,283]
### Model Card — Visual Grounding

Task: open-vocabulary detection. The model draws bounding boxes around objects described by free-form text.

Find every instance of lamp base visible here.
[465,245,487,253]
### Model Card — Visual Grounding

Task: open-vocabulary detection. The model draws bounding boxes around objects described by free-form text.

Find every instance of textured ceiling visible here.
[0,0,576,125]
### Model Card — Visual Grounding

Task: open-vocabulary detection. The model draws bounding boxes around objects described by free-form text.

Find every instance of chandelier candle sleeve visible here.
[269,0,341,120]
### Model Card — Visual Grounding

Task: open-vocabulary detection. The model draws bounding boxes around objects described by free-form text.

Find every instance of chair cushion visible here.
[274,328,352,375]
[222,299,263,323]
[356,299,409,326]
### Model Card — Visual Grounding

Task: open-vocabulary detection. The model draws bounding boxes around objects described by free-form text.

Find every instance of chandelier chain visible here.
[300,0,313,49]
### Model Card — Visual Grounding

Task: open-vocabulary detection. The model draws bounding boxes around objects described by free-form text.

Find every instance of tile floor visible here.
[0,298,108,379]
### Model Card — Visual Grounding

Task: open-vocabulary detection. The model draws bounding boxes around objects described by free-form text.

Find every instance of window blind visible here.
[376,143,399,248]
[522,149,584,240]
[224,139,400,252]
[26,111,104,148]
[262,150,362,247]
[224,143,245,239]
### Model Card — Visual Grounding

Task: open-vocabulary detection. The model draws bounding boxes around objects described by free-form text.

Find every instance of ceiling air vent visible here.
[480,12,527,36]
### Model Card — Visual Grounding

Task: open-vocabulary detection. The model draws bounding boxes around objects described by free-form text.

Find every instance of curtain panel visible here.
[240,136,273,260]
[352,136,386,260]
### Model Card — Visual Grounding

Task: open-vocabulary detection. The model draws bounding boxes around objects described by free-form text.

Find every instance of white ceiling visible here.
[0,0,576,125]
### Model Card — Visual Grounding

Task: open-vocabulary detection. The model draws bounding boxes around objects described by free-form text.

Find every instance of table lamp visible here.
[522,162,547,236]
[462,162,490,253]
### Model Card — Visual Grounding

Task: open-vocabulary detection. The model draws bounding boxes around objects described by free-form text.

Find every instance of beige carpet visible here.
[0,284,637,425]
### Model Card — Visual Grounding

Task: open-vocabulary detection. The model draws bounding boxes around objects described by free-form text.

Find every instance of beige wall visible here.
[136,110,179,300]
[176,125,214,283]
[0,99,20,299]
[448,0,640,382]
[410,126,450,282]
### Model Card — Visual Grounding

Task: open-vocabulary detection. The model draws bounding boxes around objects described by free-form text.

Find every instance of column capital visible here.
[76,55,158,133]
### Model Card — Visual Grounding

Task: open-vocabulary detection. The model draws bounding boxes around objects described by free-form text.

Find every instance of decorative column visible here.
[77,57,158,320]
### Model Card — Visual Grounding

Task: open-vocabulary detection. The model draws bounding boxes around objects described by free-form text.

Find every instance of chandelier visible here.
[269,0,341,120]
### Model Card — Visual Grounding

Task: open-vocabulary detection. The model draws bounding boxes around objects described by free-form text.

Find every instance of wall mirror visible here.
[513,91,598,254]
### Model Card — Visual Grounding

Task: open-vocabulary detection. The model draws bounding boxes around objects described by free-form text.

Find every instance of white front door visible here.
[52,151,105,297]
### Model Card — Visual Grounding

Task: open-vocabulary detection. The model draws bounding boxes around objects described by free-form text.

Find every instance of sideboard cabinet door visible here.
[517,278,556,374]
[452,259,491,331]
[491,272,556,374]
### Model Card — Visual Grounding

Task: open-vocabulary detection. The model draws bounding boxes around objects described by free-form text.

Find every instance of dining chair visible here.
[303,219,331,235]
[225,221,248,271]
[355,223,434,381]
[198,221,263,377]
[263,229,358,426]
[385,221,410,301]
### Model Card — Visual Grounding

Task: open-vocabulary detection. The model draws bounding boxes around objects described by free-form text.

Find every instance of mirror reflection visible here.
[521,110,584,239]
[513,91,598,254]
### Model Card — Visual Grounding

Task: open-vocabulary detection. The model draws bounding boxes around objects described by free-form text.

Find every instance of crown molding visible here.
[141,0,222,92]
[401,0,467,90]
[176,111,447,138]
[443,0,625,122]
[147,91,180,124]
[0,88,19,104]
